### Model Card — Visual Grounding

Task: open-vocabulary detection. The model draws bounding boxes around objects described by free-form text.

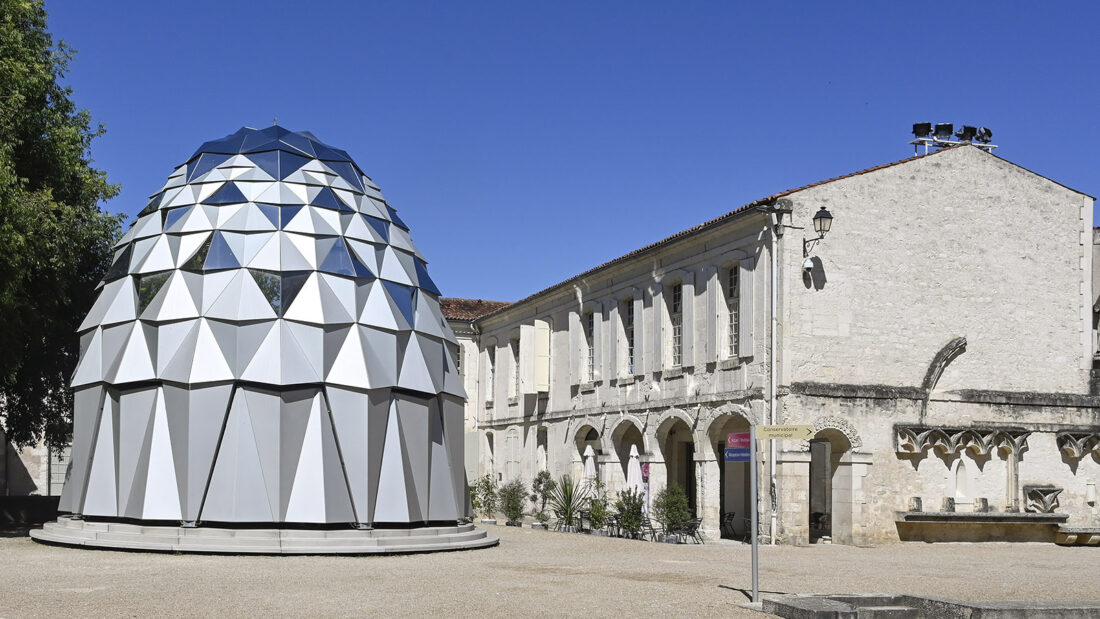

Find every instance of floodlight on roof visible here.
[912,122,932,138]
[955,125,977,141]
[933,123,954,140]
[975,127,993,143]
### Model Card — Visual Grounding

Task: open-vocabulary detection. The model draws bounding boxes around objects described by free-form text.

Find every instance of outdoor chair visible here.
[551,509,566,531]
[606,514,620,538]
[639,516,660,542]
[674,518,704,544]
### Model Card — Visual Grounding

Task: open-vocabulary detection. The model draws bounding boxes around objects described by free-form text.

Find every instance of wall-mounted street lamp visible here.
[803,206,833,258]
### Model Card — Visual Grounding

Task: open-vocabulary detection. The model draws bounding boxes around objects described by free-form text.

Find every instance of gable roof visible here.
[478,145,1092,322]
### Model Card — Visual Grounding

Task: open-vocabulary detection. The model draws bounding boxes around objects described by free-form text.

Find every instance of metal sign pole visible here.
[750,424,759,603]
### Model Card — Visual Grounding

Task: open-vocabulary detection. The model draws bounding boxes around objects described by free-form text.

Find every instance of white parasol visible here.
[625,444,643,493]
[583,445,597,481]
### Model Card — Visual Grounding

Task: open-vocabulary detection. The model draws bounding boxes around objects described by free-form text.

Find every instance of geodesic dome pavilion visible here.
[33,126,494,554]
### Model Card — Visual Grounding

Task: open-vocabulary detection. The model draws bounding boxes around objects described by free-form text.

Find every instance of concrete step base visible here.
[30,516,498,555]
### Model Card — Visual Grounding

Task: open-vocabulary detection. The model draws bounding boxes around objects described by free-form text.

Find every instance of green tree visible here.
[0,0,122,448]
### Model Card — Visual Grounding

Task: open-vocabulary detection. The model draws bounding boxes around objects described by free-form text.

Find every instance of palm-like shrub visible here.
[500,478,528,524]
[614,487,645,538]
[529,470,556,522]
[473,474,499,519]
[548,474,590,530]
[587,479,609,530]
[652,483,691,533]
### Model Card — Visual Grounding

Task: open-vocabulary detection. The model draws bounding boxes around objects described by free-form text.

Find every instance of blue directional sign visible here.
[725,447,750,462]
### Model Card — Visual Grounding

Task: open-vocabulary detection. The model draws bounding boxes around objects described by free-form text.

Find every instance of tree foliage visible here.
[0,0,122,447]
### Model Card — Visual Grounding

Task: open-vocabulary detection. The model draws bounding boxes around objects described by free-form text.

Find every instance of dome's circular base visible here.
[31,516,498,555]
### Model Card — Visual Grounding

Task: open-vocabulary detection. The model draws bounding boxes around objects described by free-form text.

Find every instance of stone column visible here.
[696,452,721,538]
[775,450,811,545]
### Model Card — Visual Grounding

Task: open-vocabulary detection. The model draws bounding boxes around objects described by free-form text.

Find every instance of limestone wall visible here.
[781,145,1093,394]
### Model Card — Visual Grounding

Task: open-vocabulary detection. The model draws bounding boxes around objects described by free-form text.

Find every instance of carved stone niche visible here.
[1056,432,1100,459]
[1023,485,1063,514]
[895,425,1031,456]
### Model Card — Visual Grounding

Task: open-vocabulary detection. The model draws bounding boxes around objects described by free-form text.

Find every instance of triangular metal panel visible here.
[117,388,157,518]
[395,394,429,522]
[397,332,437,395]
[82,391,118,517]
[358,280,401,330]
[241,323,282,384]
[275,389,315,520]
[279,232,315,271]
[372,397,411,523]
[282,272,325,325]
[280,321,322,384]
[284,394,328,522]
[157,319,199,381]
[178,384,233,521]
[111,321,156,384]
[233,321,275,378]
[326,387,373,524]
[200,391,275,522]
[188,319,235,383]
[283,321,324,381]
[140,389,182,520]
[427,397,458,521]
[318,273,357,322]
[441,395,469,519]
[243,388,284,520]
[360,326,398,388]
[71,328,104,387]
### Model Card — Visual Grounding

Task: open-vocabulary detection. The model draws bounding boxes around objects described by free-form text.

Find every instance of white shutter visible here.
[519,324,535,394]
[704,265,718,363]
[607,302,619,379]
[591,303,603,380]
[632,294,644,375]
[649,285,663,373]
[569,310,581,385]
[739,257,755,358]
[534,319,550,392]
[681,271,695,367]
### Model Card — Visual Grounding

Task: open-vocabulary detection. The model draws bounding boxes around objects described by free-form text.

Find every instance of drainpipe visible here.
[767,211,779,545]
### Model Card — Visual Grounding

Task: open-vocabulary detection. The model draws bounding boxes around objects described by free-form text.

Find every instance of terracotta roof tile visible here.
[440,297,512,321]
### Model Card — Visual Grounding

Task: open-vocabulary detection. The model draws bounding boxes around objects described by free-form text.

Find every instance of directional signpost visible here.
[747,424,816,603]
[755,425,814,440]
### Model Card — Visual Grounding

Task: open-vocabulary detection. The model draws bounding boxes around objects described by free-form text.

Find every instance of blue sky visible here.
[49,1,1099,301]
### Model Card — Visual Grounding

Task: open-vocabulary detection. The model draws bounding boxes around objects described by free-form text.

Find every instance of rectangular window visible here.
[727,267,739,358]
[584,312,595,382]
[623,299,635,375]
[671,284,683,367]
[453,342,462,377]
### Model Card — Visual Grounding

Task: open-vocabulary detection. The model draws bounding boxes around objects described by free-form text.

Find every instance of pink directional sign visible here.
[725,432,751,462]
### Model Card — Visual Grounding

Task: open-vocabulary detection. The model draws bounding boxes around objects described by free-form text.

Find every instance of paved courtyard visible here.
[2,524,1098,617]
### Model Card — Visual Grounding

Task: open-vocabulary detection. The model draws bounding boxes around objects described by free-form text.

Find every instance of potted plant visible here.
[529,470,556,530]
[652,483,691,543]
[548,474,590,532]
[474,474,499,524]
[499,478,527,526]
[614,487,645,539]
[587,480,609,535]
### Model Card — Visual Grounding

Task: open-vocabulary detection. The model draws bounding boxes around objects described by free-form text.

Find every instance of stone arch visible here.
[568,419,603,482]
[609,415,647,484]
[703,404,757,460]
[653,409,697,458]
[797,416,863,453]
[609,414,648,453]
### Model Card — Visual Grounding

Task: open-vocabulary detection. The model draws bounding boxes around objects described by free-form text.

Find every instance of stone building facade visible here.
[452,145,1100,544]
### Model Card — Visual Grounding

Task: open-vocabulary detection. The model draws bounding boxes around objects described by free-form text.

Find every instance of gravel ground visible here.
[2,525,1098,618]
